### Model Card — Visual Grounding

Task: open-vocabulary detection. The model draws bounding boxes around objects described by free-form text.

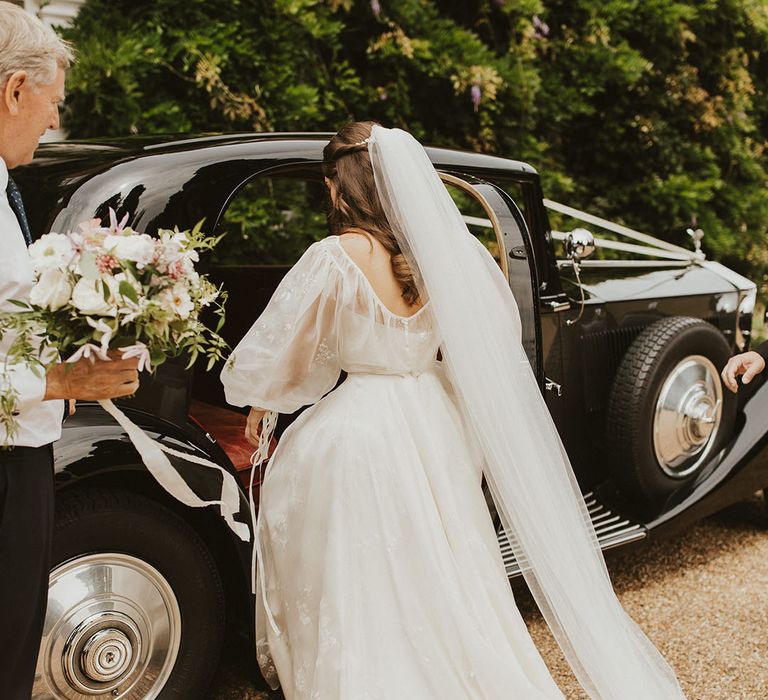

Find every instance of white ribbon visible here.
[98,397,250,542]
[247,410,281,636]
[65,343,250,539]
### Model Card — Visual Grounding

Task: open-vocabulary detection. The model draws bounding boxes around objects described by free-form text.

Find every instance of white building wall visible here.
[24,0,85,27]
[23,0,86,140]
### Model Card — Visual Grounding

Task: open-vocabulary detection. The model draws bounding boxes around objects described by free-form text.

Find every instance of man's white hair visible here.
[0,2,74,88]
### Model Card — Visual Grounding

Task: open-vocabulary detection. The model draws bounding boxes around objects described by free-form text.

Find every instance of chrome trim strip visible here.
[557,260,692,269]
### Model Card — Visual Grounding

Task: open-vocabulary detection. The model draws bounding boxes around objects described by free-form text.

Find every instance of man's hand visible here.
[43,353,140,401]
[245,406,267,447]
[721,351,766,393]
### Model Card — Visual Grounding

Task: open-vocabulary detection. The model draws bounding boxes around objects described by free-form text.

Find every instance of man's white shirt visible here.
[0,157,63,447]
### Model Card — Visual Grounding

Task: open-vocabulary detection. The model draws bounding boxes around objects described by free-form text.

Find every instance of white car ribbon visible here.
[67,342,250,543]
[98,397,250,542]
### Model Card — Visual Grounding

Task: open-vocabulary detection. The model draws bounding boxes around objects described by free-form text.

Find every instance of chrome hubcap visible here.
[34,553,181,699]
[81,627,134,682]
[653,355,723,477]
[64,613,140,691]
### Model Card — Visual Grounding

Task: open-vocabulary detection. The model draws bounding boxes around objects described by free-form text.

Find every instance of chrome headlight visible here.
[735,286,757,351]
[738,287,757,316]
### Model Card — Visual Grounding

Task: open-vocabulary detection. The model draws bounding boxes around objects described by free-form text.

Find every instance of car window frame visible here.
[212,163,542,382]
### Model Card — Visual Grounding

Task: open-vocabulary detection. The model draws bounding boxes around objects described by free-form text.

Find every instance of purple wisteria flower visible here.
[471,84,482,111]
[533,14,550,40]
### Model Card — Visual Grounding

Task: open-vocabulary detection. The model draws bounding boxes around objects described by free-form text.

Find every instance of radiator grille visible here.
[580,325,648,413]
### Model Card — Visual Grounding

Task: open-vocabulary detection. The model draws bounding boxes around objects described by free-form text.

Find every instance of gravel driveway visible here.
[209,494,768,699]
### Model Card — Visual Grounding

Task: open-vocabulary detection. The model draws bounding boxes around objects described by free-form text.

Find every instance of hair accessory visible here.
[330,137,371,162]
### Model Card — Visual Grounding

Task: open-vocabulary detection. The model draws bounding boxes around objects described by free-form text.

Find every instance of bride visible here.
[220,121,688,699]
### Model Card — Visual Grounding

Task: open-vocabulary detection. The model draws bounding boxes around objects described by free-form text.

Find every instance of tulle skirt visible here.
[254,366,566,699]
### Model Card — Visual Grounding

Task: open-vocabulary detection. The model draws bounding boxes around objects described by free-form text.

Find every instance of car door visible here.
[199,166,543,412]
[439,173,543,386]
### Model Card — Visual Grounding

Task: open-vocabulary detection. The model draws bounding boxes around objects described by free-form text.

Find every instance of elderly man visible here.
[721,341,768,392]
[0,5,141,698]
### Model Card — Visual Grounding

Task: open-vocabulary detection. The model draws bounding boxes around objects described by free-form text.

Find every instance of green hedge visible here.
[62,0,768,292]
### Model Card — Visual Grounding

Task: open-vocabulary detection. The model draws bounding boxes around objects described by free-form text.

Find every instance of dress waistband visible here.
[345,368,434,378]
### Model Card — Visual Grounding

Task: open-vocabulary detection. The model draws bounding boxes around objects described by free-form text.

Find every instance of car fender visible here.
[54,403,254,570]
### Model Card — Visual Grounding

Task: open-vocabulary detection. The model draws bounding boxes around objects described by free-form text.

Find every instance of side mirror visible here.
[564,228,594,327]
[565,227,595,262]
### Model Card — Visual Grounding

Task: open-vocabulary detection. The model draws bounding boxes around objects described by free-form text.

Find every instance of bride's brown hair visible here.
[322,121,420,306]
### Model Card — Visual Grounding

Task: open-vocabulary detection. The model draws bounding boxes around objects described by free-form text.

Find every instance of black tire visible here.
[605,316,737,500]
[39,488,225,700]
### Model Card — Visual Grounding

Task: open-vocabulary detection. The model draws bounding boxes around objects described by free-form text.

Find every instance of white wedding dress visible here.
[221,235,567,699]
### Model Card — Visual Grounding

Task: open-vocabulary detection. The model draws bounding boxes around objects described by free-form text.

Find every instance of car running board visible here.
[497,491,648,578]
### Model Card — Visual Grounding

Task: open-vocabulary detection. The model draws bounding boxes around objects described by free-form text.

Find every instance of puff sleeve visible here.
[220,239,342,413]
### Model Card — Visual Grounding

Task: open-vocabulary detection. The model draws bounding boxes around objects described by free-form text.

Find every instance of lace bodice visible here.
[221,235,441,411]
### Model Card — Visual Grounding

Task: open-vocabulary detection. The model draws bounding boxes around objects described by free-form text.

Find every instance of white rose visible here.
[158,283,194,319]
[181,255,199,284]
[27,233,74,272]
[104,233,157,268]
[29,269,72,311]
[158,231,188,265]
[71,278,117,316]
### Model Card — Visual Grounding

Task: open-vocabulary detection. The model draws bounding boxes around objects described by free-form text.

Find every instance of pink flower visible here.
[109,207,129,234]
[168,259,186,280]
[96,253,119,274]
[77,218,109,248]
[78,218,103,234]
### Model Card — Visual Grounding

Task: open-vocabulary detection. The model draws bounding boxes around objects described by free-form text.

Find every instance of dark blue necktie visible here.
[6,176,32,247]
[8,175,67,418]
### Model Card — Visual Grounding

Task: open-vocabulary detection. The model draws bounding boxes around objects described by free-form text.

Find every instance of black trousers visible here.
[0,444,54,700]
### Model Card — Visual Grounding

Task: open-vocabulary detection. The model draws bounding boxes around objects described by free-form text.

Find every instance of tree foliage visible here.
[62,0,768,290]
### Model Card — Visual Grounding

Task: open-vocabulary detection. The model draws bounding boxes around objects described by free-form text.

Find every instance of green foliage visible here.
[62,0,768,292]
[216,177,329,264]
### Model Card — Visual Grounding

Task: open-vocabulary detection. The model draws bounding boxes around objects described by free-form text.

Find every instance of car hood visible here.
[559,262,754,303]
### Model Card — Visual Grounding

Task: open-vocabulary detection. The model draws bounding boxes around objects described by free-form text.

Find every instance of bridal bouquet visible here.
[1,210,227,435]
[0,212,249,541]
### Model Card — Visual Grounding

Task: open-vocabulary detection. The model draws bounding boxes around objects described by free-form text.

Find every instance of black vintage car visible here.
[14,133,768,699]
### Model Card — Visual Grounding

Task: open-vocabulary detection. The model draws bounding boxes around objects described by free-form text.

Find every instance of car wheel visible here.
[34,488,225,700]
[605,316,736,500]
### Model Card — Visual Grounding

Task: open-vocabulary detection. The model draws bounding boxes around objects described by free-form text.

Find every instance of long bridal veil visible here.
[367,125,687,699]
